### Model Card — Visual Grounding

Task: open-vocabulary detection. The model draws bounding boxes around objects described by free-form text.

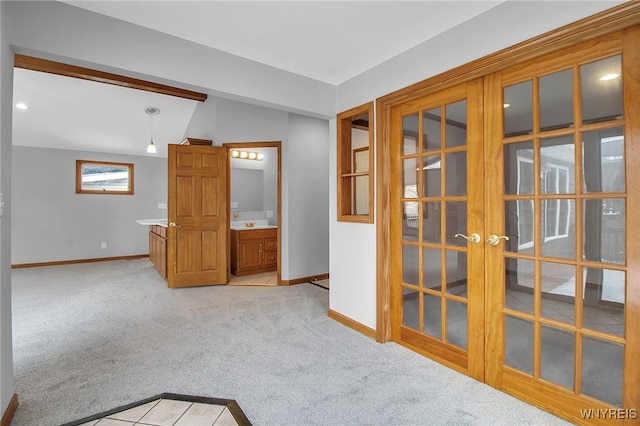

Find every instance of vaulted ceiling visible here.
[11,1,620,157]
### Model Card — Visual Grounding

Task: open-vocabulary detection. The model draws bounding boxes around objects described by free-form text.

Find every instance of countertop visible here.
[136,219,278,230]
[136,218,168,227]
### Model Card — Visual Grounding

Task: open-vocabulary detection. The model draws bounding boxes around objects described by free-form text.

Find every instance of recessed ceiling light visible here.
[503,103,511,108]
[15,103,29,110]
[600,73,620,81]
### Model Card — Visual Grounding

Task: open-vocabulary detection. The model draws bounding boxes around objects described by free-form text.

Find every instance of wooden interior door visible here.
[167,144,228,287]
[484,31,639,423]
[389,29,639,424]
[390,80,485,379]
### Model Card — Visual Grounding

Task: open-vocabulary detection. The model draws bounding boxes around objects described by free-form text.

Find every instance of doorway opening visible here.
[223,141,282,286]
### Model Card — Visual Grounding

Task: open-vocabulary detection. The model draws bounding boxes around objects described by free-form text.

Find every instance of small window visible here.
[337,102,374,223]
[76,160,134,195]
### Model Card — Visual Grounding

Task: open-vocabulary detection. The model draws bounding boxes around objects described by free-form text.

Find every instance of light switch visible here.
[231,201,238,209]
[158,203,167,210]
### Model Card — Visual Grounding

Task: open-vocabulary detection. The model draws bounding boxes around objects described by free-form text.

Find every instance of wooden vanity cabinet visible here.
[148,225,167,278]
[230,228,277,276]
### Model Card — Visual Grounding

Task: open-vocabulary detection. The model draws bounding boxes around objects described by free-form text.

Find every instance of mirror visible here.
[230,147,278,225]
[231,168,264,211]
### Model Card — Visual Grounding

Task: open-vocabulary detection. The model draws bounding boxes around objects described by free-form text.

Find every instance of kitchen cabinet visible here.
[230,228,277,276]
[148,225,167,278]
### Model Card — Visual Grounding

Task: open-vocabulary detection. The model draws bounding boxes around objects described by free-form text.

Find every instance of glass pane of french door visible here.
[486,43,637,418]
[394,81,484,377]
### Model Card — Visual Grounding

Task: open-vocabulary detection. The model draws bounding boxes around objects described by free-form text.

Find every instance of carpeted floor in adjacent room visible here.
[11,258,570,425]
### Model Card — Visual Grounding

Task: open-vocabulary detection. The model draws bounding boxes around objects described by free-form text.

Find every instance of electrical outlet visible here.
[158,202,167,210]
[101,242,107,249]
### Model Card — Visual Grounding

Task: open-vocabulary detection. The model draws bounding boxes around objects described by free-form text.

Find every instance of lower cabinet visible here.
[230,228,277,276]
[149,225,167,278]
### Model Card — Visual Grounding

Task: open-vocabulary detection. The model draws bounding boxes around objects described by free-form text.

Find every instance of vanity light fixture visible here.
[229,150,264,161]
[145,106,160,154]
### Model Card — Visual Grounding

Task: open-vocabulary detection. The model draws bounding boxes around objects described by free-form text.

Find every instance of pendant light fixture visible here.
[145,106,160,154]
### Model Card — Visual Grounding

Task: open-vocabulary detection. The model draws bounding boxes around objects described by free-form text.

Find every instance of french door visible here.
[390,30,639,424]
[390,80,485,380]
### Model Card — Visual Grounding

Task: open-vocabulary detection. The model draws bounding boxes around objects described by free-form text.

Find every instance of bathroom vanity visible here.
[230,227,277,276]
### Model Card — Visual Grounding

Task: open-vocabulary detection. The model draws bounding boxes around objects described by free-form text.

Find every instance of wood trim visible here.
[14,54,207,102]
[337,102,374,223]
[327,309,376,339]
[376,0,640,355]
[1,394,18,426]
[223,141,282,286]
[76,159,134,195]
[281,273,329,286]
[12,254,148,269]
[180,138,213,146]
[377,2,640,108]
[622,23,640,416]
[376,97,392,343]
[62,393,251,426]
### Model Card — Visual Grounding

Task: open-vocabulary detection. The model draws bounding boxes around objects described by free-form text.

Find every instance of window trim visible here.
[76,160,134,195]
[337,101,374,223]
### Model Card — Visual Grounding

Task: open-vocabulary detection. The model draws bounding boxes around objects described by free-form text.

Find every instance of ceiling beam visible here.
[14,54,208,102]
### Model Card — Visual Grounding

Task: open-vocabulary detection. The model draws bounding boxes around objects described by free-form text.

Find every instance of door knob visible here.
[487,234,509,246]
[168,222,181,228]
[454,233,481,244]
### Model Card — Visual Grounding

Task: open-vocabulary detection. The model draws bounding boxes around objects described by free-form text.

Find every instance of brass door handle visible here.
[169,222,181,228]
[454,233,481,244]
[488,234,509,246]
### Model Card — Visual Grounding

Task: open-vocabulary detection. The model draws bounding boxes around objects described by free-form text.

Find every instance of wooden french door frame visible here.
[388,80,485,379]
[376,4,640,424]
[482,28,640,422]
[223,141,282,285]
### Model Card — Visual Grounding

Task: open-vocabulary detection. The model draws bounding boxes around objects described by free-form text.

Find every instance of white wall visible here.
[330,1,625,329]
[12,147,167,264]
[205,98,330,281]
[0,0,14,414]
[286,114,330,280]
[6,1,335,119]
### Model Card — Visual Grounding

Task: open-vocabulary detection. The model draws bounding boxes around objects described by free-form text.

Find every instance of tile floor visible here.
[77,398,240,426]
[227,271,277,286]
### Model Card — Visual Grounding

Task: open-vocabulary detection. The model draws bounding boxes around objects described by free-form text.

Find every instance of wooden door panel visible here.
[202,176,219,217]
[176,152,194,167]
[201,229,220,271]
[176,176,194,217]
[175,230,195,273]
[168,144,228,287]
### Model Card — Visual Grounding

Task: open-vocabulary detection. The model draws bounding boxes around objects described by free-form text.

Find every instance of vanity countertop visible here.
[231,220,277,230]
[136,218,168,227]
